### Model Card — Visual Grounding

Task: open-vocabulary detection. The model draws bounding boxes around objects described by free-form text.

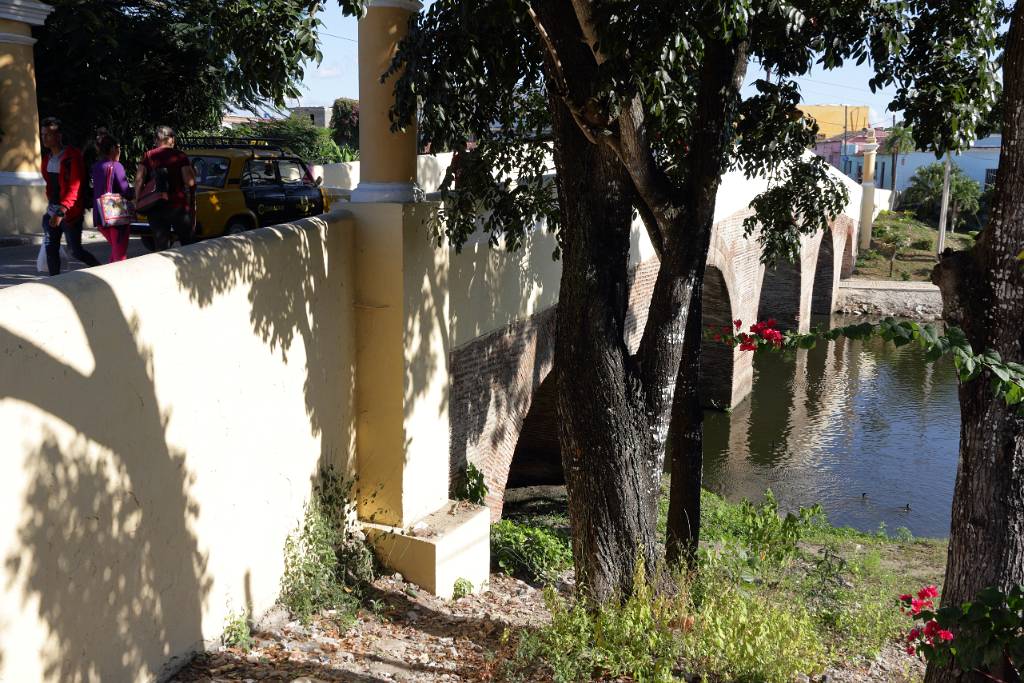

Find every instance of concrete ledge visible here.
[363,501,490,599]
[835,279,944,319]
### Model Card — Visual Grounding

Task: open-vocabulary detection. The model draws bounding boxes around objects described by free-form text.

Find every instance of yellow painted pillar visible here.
[0,1,52,236]
[858,129,879,251]
[348,0,489,599]
[351,0,421,203]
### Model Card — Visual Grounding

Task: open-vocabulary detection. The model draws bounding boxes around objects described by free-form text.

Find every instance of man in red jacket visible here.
[40,117,100,275]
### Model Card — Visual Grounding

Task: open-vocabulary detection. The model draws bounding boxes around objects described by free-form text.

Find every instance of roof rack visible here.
[178,136,290,152]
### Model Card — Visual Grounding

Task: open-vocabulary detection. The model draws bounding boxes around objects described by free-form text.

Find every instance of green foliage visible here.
[34,0,358,160]
[910,238,934,251]
[491,519,572,584]
[452,577,474,600]
[279,466,374,625]
[906,585,1024,676]
[505,566,684,683]
[455,463,489,506]
[736,490,821,568]
[687,580,827,682]
[903,162,982,228]
[873,223,912,277]
[330,98,360,149]
[231,118,344,163]
[222,610,253,650]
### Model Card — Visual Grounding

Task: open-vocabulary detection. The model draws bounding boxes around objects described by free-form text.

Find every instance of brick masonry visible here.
[450,209,859,519]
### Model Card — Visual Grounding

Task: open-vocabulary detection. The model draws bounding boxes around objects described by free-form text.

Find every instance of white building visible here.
[883,135,1001,192]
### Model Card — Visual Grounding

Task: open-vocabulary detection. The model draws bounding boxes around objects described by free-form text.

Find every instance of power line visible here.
[321,31,357,43]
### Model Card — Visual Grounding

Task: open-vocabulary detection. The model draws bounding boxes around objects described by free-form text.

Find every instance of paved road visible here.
[0,232,149,289]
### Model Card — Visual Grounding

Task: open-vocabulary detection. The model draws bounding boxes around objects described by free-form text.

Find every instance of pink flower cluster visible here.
[900,585,953,655]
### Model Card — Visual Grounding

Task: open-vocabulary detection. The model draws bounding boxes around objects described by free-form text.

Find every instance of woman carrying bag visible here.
[91,134,134,262]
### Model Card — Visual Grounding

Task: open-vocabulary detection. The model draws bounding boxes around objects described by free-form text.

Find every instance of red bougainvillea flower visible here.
[899,594,913,602]
[918,585,939,600]
[906,645,915,655]
[734,319,742,330]
[939,629,954,642]
[713,334,723,342]
[923,620,940,638]
[907,628,921,642]
[910,598,933,615]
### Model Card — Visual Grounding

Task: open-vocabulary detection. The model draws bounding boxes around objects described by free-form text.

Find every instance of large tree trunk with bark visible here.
[539,0,660,601]
[927,6,1024,682]
[551,103,660,602]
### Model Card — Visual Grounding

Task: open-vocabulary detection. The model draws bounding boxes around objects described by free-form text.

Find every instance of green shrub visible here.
[232,117,345,163]
[222,610,253,650]
[685,582,827,682]
[911,238,934,251]
[505,566,683,683]
[455,462,489,506]
[736,490,821,568]
[452,577,474,600]
[491,519,573,584]
[279,466,374,624]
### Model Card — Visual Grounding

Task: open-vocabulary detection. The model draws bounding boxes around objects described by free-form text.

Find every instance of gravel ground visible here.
[171,566,925,683]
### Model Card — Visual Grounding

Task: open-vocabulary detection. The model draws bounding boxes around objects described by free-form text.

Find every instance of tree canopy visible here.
[903,162,983,229]
[380,0,1005,600]
[33,0,338,154]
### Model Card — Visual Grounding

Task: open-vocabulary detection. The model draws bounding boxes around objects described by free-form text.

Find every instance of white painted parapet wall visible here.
[0,213,359,681]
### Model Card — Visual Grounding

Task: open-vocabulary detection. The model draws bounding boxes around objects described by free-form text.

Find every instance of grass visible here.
[500,483,948,681]
[852,210,975,282]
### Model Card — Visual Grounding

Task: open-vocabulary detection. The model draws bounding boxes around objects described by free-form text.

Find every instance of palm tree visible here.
[882,124,916,203]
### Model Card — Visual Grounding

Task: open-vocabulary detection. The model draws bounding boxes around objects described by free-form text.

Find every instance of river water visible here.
[702,316,961,539]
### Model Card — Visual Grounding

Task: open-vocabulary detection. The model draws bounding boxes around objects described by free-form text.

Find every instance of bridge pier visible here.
[350,0,489,599]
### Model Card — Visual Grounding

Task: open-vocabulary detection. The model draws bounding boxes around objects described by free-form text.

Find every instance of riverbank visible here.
[172,488,946,682]
[834,279,944,320]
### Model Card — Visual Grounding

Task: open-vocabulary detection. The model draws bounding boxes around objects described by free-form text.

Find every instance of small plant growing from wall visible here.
[279,466,376,625]
[455,463,489,506]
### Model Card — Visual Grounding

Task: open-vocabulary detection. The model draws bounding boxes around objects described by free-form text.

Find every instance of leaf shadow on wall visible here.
[166,216,356,476]
[1,273,209,682]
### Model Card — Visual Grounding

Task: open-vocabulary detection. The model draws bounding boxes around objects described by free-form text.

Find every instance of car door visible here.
[241,159,287,227]
[278,159,324,220]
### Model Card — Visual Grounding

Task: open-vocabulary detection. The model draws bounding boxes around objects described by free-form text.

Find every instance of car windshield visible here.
[190,155,230,188]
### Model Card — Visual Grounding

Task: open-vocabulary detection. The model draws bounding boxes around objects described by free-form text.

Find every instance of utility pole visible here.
[937,154,952,256]
[842,105,848,176]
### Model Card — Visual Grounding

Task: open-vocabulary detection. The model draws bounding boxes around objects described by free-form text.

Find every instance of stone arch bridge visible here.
[447,168,863,518]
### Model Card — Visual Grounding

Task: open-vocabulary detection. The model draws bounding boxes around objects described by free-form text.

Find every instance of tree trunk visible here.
[539,0,660,602]
[927,5,1024,681]
[551,105,659,601]
[665,289,705,565]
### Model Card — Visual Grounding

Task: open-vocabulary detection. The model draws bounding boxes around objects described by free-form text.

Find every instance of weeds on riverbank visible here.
[500,487,946,681]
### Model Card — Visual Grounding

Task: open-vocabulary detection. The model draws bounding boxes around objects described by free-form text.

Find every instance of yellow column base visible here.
[363,500,490,599]
[0,175,46,236]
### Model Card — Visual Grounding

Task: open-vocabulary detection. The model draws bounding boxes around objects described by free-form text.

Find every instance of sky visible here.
[294,7,901,127]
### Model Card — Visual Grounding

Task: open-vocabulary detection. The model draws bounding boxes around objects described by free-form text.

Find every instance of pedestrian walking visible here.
[40,117,100,275]
[91,134,134,262]
[135,125,196,250]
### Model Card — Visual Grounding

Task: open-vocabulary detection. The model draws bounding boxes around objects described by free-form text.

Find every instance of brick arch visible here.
[758,257,804,331]
[449,310,557,519]
[811,229,839,315]
[699,265,739,409]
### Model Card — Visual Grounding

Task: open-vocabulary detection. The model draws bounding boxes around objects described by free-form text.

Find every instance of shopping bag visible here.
[99,165,135,227]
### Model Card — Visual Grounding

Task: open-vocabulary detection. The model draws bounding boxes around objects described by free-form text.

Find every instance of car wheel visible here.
[141,235,156,251]
[226,221,250,235]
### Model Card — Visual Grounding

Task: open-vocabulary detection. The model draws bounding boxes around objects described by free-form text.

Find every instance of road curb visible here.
[0,234,42,248]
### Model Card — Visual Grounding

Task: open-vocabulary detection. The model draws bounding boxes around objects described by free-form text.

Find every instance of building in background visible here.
[289,106,333,128]
[798,104,871,140]
[815,127,891,186]
[814,131,1002,193]
[221,113,274,128]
